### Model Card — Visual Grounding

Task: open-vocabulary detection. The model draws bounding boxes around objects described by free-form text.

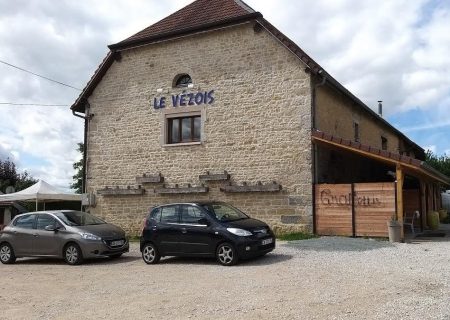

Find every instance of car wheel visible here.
[216,242,238,266]
[0,243,16,264]
[64,243,83,265]
[142,243,160,264]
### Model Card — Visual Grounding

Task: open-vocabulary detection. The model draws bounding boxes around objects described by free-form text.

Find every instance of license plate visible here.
[110,240,124,247]
[261,238,273,245]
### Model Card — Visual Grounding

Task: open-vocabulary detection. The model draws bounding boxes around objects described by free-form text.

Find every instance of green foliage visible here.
[442,215,450,224]
[70,143,84,194]
[276,232,318,241]
[425,150,450,178]
[0,158,37,193]
[128,235,141,242]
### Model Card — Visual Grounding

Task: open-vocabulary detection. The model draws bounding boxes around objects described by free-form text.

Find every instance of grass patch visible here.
[276,232,318,241]
[128,235,140,242]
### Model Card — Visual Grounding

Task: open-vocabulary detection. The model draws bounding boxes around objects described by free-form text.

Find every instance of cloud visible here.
[424,145,436,154]
[401,120,450,133]
[247,0,450,115]
[1,0,450,189]
[0,144,15,161]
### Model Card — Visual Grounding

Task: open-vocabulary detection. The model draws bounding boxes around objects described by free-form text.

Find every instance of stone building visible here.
[71,0,449,237]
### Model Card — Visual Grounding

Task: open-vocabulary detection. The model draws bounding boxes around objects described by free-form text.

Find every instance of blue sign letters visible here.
[153,90,214,109]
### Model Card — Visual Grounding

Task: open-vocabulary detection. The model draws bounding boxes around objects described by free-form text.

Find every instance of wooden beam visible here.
[396,165,404,240]
[312,136,449,184]
[420,180,427,230]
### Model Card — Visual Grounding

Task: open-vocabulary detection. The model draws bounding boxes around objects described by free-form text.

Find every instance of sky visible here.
[1,0,449,191]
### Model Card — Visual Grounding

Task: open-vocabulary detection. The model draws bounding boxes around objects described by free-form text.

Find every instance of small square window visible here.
[161,107,203,147]
[167,116,201,144]
[353,122,360,142]
[381,136,388,150]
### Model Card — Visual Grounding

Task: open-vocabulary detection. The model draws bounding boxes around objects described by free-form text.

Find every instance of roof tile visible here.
[114,0,254,48]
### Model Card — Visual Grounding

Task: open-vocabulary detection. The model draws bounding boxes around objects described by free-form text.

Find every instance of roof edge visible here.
[420,162,450,185]
[109,12,262,51]
[312,129,450,185]
[319,70,425,155]
[71,51,115,112]
[234,0,255,13]
[257,18,322,74]
[256,18,424,155]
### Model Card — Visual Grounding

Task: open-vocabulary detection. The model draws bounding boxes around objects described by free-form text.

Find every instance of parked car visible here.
[140,202,275,266]
[0,210,129,265]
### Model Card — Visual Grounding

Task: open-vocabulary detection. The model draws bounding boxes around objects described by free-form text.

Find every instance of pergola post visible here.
[420,180,427,230]
[396,165,404,240]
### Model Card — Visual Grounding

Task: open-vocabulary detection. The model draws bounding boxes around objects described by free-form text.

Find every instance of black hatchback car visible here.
[140,202,275,266]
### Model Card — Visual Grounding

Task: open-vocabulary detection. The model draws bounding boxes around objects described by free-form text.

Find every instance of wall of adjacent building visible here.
[85,23,313,235]
[315,84,400,153]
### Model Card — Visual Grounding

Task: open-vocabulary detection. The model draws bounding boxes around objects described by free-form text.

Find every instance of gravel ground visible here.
[1,237,449,320]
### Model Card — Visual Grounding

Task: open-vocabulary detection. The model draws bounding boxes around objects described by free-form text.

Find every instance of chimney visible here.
[378,101,383,117]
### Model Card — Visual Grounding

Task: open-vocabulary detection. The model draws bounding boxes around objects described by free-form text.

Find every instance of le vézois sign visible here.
[153,90,215,109]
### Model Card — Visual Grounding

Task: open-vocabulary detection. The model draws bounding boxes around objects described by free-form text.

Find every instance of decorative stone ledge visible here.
[155,184,209,194]
[199,170,230,181]
[220,181,282,193]
[97,186,145,196]
[136,173,164,184]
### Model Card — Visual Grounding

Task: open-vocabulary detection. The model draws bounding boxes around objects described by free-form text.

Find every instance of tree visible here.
[0,158,37,193]
[425,150,450,178]
[70,143,84,194]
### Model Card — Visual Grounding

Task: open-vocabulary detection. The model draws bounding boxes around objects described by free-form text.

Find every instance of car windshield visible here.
[201,203,248,222]
[55,211,106,226]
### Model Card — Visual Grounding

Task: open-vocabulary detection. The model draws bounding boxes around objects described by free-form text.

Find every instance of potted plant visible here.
[427,211,440,230]
[387,214,401,243]
[438,209,448,222]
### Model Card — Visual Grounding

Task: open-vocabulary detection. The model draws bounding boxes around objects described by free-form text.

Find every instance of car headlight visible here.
[227,228,252,236]
[79,232,102,241]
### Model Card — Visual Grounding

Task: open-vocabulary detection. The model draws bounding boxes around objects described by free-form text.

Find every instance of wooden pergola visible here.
[312,130,450,240]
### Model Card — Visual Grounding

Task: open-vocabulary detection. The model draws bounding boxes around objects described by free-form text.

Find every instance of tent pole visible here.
[36,197,38,211]
[43,202,46,210]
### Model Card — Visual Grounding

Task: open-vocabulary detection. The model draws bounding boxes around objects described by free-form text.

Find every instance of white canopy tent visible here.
[0,180,81,210]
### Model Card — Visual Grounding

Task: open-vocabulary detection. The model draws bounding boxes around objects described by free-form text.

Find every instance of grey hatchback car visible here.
[0,210,129,265]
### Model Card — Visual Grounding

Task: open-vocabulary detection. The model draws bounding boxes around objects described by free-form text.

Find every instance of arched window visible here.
[173,74,192,88]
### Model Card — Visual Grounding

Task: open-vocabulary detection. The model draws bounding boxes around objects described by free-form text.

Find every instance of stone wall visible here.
[85,23,313,235]
[315,84,400,153]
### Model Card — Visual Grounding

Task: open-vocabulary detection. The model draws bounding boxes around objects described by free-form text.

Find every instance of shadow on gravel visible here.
[158,252,292,266]
[12,255,140,266]
[283,236,394,252]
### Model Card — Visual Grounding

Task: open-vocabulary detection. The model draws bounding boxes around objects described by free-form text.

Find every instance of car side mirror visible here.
[44,225,57,232]
[198,218,210,226]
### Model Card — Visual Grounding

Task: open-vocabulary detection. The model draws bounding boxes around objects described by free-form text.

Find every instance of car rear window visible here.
[149,207,160,220]
[14,215,35,229]
[160,206,179,223]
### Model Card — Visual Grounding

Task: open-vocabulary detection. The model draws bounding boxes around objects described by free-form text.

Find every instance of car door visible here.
[8,214,36,256]
[33,214,62,256]
[178,205,215,255]
[156,205,183,255]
